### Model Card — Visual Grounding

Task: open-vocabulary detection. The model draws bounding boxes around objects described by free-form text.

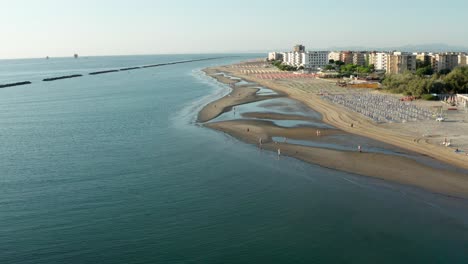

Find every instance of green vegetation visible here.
[421,94,438,100]
[416,66,434,76]
[272,60,297,71]
[382,66,468,97]
[338,63,375,77]
[334,60,345,66]
[414,58,435,76]
[322,60,376,77]
[439,69,452,75]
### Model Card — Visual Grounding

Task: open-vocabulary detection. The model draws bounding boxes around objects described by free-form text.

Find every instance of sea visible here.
[0,55,467,264]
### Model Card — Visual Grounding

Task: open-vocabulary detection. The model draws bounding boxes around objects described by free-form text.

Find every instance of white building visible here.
[282,52,290,64]
[282,51,329,70]
[268,52,284,61]
[328,51,341,62]
[283,52,304,67]
[458,53,467,66]
[370,52,389,71]
[302,51,329,70]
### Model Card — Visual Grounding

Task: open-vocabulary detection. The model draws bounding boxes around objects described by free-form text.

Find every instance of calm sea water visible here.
[1,55,467,264]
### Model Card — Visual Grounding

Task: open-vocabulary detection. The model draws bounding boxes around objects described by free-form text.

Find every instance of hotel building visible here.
[302,51,330,70]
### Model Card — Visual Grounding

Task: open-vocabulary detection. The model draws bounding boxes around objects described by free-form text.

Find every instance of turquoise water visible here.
[1,55,468,264]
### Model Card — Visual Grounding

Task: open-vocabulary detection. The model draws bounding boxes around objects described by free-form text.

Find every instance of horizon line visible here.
[0,51,269,61]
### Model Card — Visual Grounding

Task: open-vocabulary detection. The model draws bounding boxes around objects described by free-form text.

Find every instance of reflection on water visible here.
[255,87,278,96]
[211,97,324,123]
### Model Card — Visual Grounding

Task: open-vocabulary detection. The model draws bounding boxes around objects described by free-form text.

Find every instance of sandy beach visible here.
[207,120,468,198]
[215,61,468,170]
[197,69,281,122]
[199,61,468,198]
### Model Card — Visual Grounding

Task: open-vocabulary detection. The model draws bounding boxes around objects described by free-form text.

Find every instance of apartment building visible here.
[268,52,284,61]
[414,52,433,66]
[283,52,304,66]
[433,53,459,72]
[369,52,388,71]
[340,51,354,64]
[458,53,467,66]
[353,52,367,66]
[293,44,306,53]
[386,52,417,74]
[328,51,341,62]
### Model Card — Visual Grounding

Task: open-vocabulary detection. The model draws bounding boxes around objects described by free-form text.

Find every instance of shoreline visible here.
[198,63,468,198]
[206,120,468,198]
[212,63,468,170]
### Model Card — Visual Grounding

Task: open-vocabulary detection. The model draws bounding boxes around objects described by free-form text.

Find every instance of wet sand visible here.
[242,112,318,121]
[198,70,280,122]
[207,120,468,198]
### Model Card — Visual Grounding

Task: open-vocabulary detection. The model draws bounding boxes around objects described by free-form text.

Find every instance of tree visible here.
[439,69,451,75]
[324,65,335,71]
[357,66,371,74]
[335,60,345,66]
[416,66,434,76]
[444,66,468,93]
[329,59,335,64]
[416,59,431,69]
[340,64,358,73]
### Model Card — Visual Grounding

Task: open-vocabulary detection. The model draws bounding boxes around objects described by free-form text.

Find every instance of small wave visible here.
[170,68,232,128]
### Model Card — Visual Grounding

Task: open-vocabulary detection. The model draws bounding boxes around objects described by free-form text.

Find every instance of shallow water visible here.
[211,97,327,126]
[1,55,468,264]
[255,86,278,96]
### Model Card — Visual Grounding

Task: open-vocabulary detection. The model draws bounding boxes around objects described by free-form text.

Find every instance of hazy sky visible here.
[1,0,467,59]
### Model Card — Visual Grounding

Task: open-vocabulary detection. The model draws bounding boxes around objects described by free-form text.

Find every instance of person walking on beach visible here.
[277,148,281,157]
[358,145,362,153]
